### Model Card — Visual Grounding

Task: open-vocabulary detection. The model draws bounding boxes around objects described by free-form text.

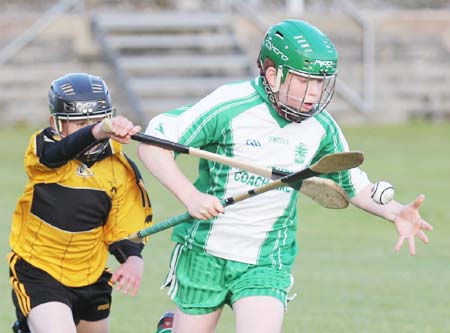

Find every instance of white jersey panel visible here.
[144,78,370,266]
[205,105,327,264]
[145,82,256,143]
[316,112,370,195]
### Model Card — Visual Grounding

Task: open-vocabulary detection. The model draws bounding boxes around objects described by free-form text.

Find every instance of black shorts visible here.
[9,252,113,331]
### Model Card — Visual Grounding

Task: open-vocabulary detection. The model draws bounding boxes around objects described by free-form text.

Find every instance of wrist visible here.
[91,122,107,140]
[109,240,144,263]
[126,255,144,262]
[386,201,404,223]
[178,186,200,208]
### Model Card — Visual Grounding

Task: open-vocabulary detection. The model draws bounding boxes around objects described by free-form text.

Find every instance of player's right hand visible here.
[185,190,224,220]
[93,116,141,143]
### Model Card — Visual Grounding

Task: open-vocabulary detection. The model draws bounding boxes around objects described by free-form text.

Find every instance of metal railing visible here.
[91,16,147,126]
[217,0,305,14]
[0,0,83,66]
[336,0,375,113]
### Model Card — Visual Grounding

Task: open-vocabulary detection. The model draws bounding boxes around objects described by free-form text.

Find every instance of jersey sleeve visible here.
[38,125,98,168]
[25,126,101,181]
[24,129,73,182]
[312,112,370,199]
[145,88,228,151]
[104,154,153,262]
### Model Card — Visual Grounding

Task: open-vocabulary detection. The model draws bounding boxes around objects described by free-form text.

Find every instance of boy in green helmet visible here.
[140,19,432,333]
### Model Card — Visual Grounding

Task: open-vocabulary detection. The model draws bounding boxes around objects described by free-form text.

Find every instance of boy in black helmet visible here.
[8,73,152,333]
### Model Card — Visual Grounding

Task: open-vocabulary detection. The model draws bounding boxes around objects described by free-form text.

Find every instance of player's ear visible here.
[265,66,278,89]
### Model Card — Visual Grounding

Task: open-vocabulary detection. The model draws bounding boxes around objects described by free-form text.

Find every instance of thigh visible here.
[9,253,75,331]
[173,306,222,333]
[27,302,77,333]
[228,265,293,308]
[227,264,293,333]
[77,318,109,333]
[233,296,284,333]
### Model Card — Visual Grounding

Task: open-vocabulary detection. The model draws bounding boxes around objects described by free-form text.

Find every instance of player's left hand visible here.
[393,194,433,256]
[111,256,144,296]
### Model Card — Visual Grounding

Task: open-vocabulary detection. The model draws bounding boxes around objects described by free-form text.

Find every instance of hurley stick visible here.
[101,119,350,209]
[128,151,363,242]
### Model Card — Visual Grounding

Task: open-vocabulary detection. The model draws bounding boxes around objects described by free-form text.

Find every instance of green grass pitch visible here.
[0,121,449,332]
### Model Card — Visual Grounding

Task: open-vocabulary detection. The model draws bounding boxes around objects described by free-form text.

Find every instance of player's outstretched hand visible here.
[393,194,433,256]
[93,116,141,144]
[111,256,144,296]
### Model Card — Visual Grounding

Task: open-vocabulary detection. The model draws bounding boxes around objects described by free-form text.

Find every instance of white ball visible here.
[370,181,395,205]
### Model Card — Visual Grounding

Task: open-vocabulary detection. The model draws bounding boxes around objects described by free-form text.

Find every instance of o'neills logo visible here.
[265,38,289,61]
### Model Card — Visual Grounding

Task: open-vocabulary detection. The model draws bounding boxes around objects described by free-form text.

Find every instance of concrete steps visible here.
[0,30,128,126]
[0,63,112,84]
[92,11,252,122]
[108,33,237,53]
[141,97,202,115]
[130,76,247,97]
[95,12,228,33]
[2,8,450,126]
[119,54,250,76]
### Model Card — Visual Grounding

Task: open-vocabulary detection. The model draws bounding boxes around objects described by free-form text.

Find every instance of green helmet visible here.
[259,20,338,122]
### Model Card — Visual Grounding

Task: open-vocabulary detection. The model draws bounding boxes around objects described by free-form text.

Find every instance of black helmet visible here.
[49,73,115,163]
[49,72,115,131]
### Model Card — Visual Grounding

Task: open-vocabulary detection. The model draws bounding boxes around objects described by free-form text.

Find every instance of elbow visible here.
[137,143,175,163]
[137,142,155,160]
[136,142,145,160]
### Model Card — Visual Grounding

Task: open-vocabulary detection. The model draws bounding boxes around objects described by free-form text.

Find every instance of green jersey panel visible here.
[145,78,369,268]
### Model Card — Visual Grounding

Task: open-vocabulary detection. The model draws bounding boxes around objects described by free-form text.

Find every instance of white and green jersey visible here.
[146,77,369,270]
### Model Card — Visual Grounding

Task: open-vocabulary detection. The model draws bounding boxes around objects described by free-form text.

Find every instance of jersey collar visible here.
[251,77,291,128]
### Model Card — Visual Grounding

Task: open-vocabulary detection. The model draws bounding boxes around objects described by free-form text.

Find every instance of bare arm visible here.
[111,256,144,297]
[351,183,433,255]
[137,144,224,220]
[350,184,403,222]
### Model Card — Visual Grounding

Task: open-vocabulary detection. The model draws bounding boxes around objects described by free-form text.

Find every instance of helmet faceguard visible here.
[49,73,116,163]
[258,20,338,123]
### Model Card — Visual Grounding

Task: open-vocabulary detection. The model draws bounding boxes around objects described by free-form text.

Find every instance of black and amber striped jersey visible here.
[9,127,152,287]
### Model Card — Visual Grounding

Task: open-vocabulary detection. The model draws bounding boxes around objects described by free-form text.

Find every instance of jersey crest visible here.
[77,163,94,177]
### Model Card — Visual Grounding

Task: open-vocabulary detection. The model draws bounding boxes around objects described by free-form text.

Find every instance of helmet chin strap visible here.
[76,139,110,165]
[50,115,64,138]
[271,66,284,93]
[261,69,306,123]
[258,60,312,123]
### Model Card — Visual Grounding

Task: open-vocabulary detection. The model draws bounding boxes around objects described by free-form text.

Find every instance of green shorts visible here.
[162,244,294,315]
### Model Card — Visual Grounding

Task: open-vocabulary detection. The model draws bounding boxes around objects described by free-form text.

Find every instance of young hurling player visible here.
[8,73,152,333]
[138,20,433,333]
